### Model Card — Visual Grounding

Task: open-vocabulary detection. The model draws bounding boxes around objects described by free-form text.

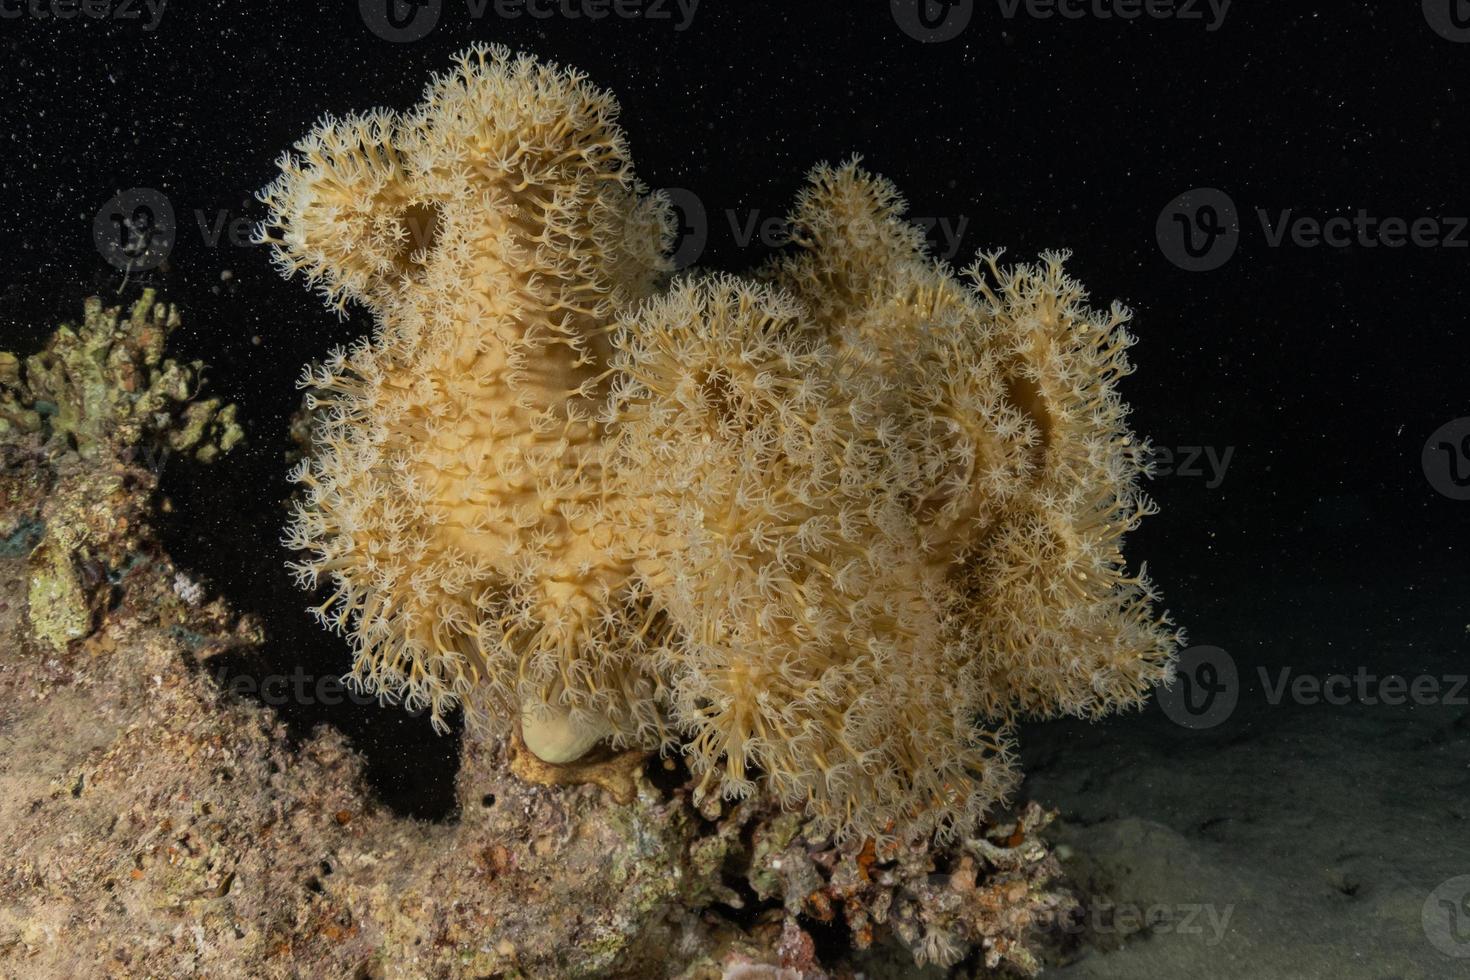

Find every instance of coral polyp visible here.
[260,43,1180,840]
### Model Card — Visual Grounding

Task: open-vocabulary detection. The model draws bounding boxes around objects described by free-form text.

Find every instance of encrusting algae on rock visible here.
[258,43,1182,844]
[0,291,241,464]
[1,290,242,650]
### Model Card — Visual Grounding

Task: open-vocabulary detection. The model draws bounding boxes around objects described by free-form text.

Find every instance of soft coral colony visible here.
[257,44,1181,842]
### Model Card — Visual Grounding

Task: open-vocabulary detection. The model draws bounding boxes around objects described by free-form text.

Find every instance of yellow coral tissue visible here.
[258,44,1182,842]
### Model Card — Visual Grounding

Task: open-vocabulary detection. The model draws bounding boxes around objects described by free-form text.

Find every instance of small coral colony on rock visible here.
[257,44,1181,842]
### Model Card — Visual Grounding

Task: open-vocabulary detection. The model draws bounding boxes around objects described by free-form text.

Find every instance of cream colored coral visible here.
[261,47,1179,842]
[767,162,1179,727]
[603,274,1017,833]
[259,44,674,733]
[963,251,1179,720]
[766,161,1043,558]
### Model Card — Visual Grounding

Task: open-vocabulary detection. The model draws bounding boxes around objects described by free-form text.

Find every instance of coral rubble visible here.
[258,44,1181,845]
